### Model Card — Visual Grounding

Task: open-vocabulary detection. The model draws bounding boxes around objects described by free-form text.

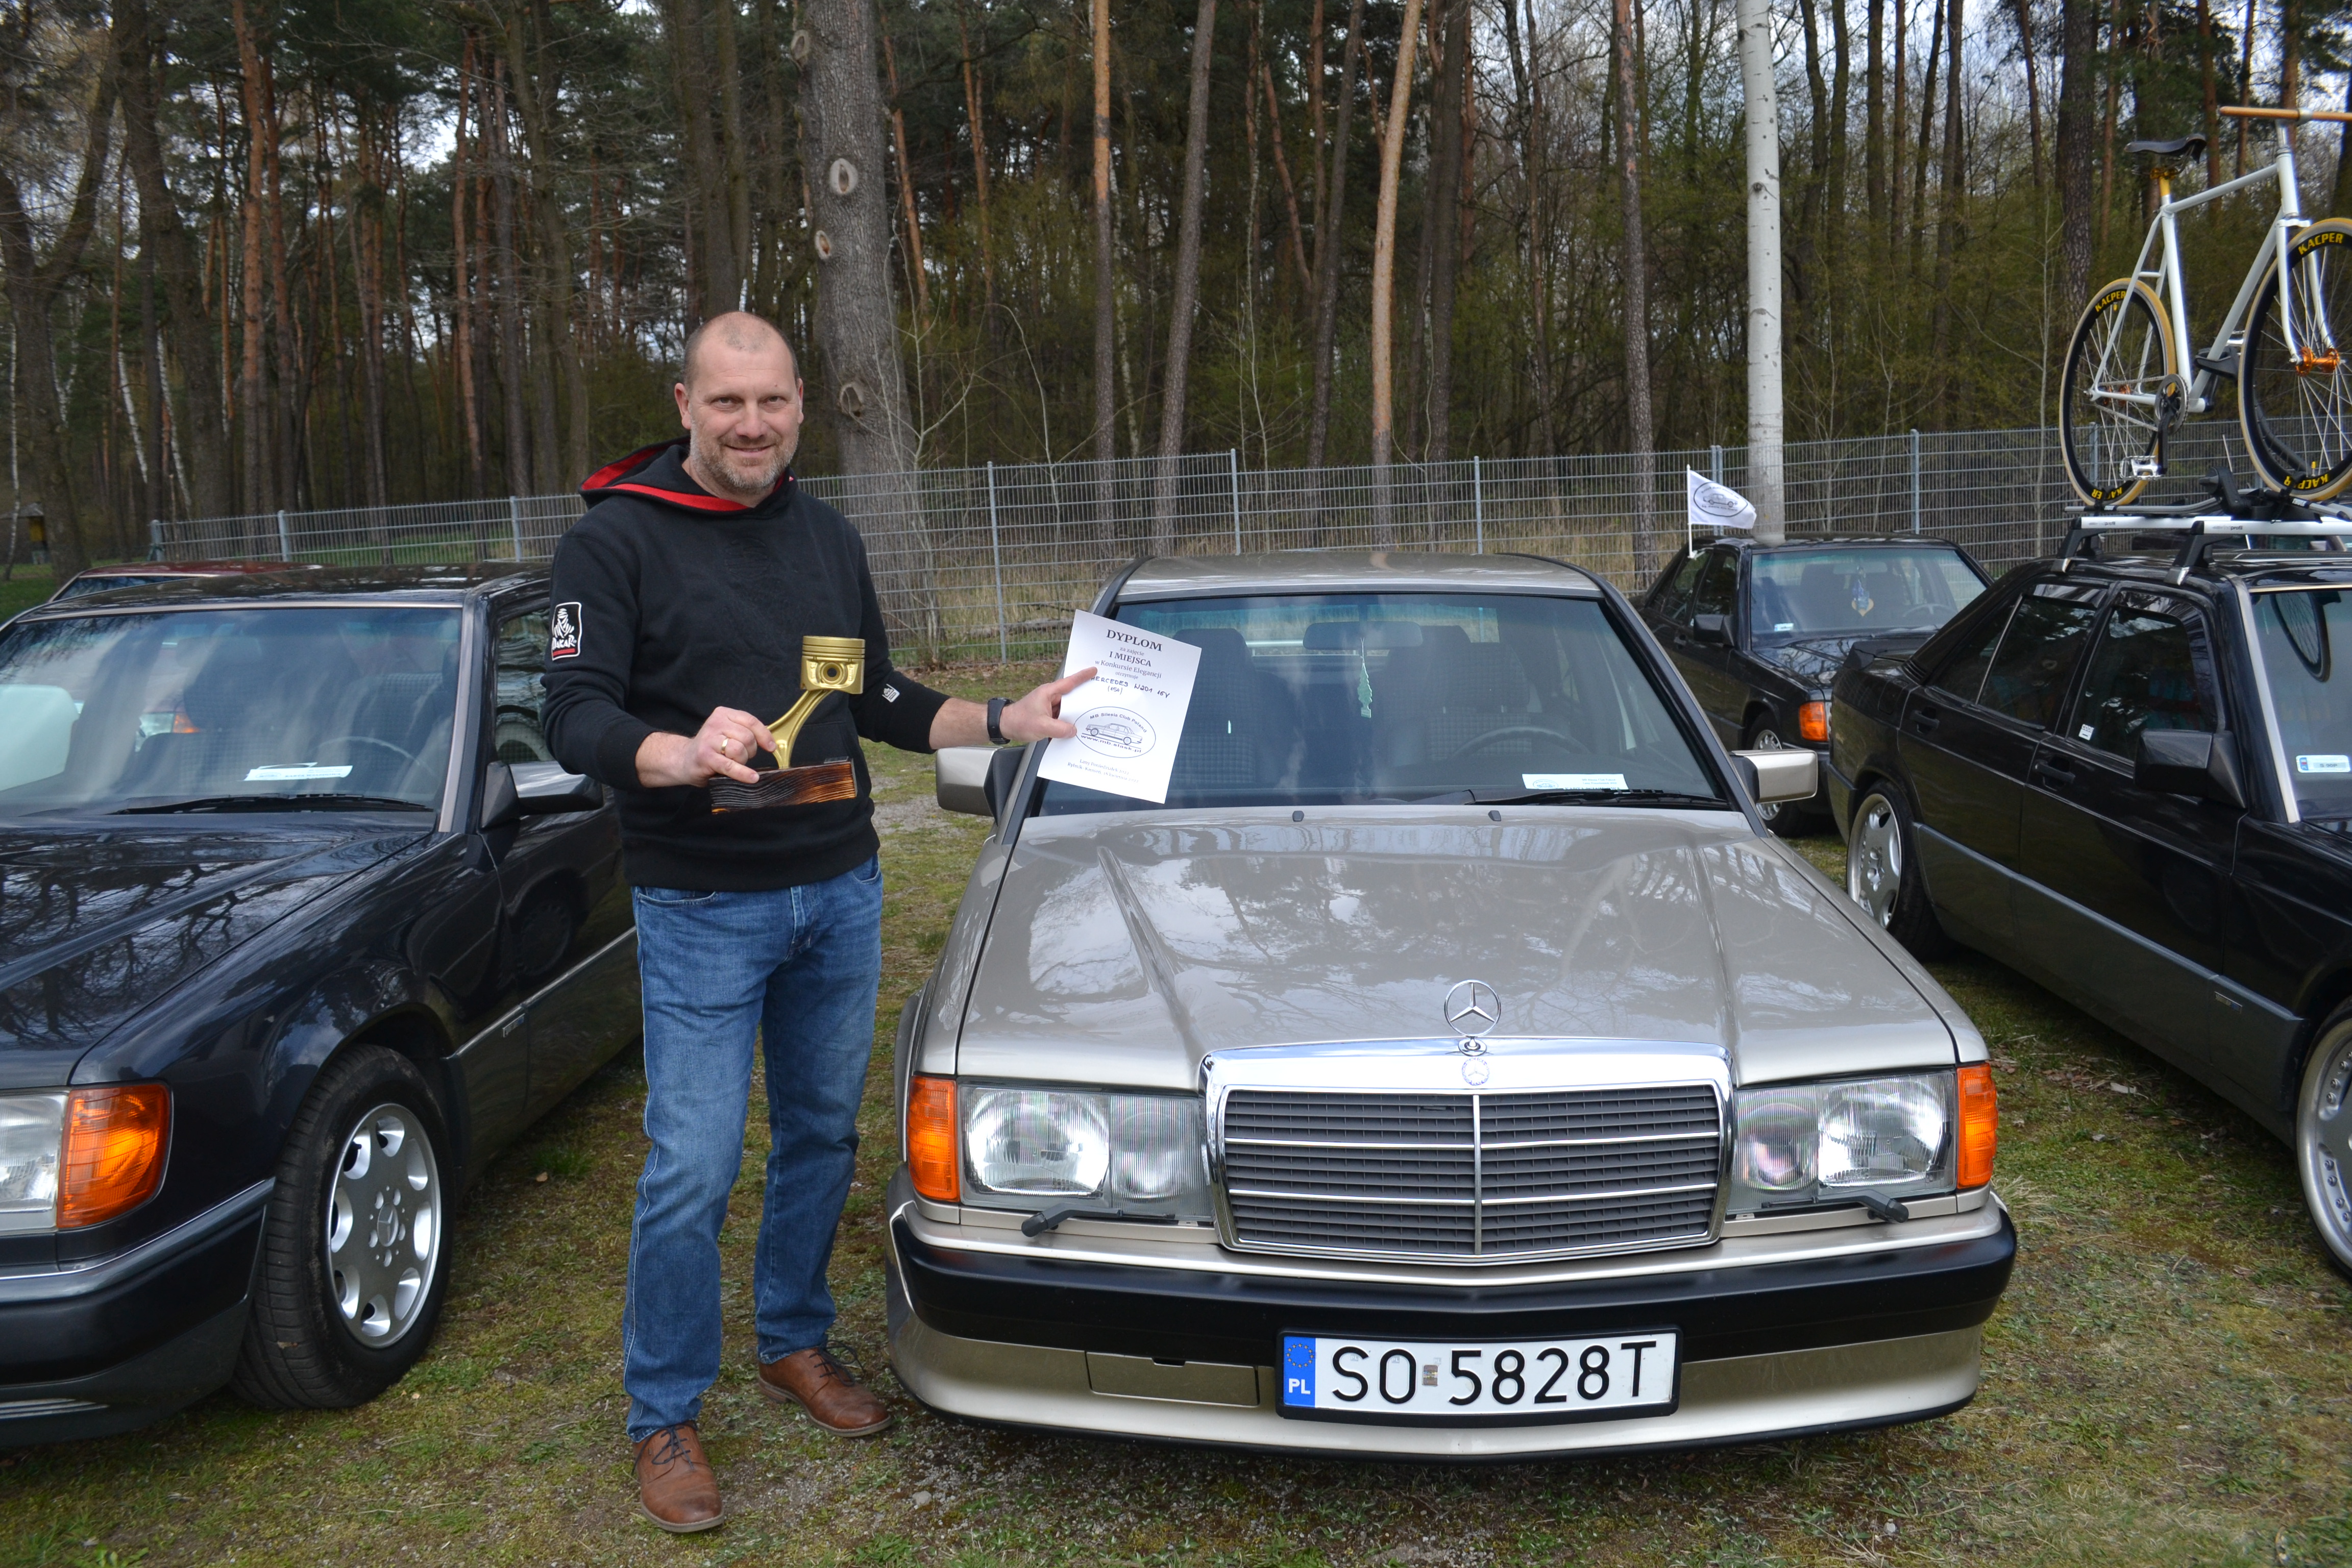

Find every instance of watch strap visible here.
[986,696,1009,746]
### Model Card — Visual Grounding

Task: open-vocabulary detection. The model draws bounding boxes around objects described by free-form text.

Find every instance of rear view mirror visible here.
[1692,614,1731,646]
[2134,729,2245,808]
[1732,747,1818,805]
[938,745,1031,821]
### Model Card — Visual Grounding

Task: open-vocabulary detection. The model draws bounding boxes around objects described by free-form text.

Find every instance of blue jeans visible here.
[622,858,884,1440]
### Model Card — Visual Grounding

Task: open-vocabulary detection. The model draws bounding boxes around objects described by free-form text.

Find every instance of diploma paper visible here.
[1035,610,1201,804]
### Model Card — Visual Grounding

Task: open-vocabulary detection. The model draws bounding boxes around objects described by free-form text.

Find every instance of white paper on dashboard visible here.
[1035,610,1201,804]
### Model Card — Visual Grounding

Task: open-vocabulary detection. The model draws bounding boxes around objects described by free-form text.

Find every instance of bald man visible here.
[543,312,1087,1533]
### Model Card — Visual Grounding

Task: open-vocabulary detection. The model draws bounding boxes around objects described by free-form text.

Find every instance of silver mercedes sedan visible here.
[889,551,2010,1459]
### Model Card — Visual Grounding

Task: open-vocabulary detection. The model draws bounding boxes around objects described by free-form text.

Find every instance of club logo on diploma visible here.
[707,635,865,813]
[1036,611,1200,805]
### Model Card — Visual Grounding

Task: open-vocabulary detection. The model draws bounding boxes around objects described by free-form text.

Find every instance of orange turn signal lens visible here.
[1956,1064,1997,1189]
[59,1084,170,1229]
[907,1076,960,1203]
[1798,701,1831,743]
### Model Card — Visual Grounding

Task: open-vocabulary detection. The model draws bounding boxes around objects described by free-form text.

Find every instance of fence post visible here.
[1909,429,1922,533]
[509,495,525,561]
[148,519,163,561]
[1473,456,1484,553]
[987,461,1008,663]
[1230,449,1242,554]
[276,509,291,563]
[1710,444,1723,485]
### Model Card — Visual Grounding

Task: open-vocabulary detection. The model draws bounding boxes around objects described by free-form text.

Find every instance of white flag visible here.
[1686,468,1757,532]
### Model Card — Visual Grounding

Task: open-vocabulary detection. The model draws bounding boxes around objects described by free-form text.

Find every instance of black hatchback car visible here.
[1641,536,1992,827]
[1826,521,2352,1272]
[0,567,638,1442]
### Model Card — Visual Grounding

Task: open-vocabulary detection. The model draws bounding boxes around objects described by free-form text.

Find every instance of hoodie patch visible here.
[550,602,583,659]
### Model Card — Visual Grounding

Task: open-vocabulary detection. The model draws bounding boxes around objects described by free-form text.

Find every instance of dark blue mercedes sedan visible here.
[0,567,639,1441]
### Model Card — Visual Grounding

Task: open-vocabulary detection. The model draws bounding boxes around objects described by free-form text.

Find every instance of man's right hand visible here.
[636,707,772,789]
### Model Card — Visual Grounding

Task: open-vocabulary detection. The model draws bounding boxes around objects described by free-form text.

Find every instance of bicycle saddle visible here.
[2128,133,2209,160]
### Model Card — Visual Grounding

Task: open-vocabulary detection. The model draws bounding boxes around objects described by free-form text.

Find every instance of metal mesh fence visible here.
[155,426,2189,663]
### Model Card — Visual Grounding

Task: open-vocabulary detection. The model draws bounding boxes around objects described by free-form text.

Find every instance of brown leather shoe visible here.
[633,1423,724,1533]
[758,1346,894,1436]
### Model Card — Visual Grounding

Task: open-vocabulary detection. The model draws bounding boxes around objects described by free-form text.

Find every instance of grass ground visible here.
[5,664,2351,1566]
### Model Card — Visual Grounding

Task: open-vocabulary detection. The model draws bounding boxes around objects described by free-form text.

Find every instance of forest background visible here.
[3,0,2350,573]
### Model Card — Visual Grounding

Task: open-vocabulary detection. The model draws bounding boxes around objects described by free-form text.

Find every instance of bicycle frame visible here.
[2117,137,2307,422]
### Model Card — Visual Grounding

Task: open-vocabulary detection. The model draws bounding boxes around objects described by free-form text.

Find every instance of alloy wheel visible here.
[1848,792,1903,929]
[2298,1022,2352,1272]
[325,1101,444,1346]
[1748,727,1787,823]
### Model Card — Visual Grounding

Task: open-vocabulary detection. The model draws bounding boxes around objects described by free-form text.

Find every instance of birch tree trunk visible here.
[1152,0,1219,551]
[1367,0,1424,544]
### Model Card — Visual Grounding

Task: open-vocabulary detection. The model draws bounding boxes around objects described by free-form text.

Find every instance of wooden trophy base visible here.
[708,760,857,813]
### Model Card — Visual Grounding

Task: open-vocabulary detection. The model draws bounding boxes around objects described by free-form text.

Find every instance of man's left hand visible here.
[927,667,1097,750]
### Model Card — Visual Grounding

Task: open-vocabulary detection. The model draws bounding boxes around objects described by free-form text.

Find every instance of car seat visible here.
[1168,627,1265,794]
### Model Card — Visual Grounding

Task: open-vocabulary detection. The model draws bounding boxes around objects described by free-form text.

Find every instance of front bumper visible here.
[0,1181,267,1443]
[886,1196,2014,1457]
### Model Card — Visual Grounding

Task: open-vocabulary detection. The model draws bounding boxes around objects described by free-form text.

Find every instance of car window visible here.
[1979,583,2104,728]
[0,607,460,816]
[1688,551,1738,621]
[2250,586,2352,819]
[495,610,553,764]
[1651,551,1707,622]
[1925,595,2015,704]
[1036,592,1725,813]
[2069,594,2220,758]
[1747,547,1986,645]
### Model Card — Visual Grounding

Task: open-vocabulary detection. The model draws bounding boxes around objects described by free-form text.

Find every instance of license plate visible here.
[1278,1331,1679,1424]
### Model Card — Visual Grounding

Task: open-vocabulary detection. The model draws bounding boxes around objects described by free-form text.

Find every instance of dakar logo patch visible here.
[550,602,583,660]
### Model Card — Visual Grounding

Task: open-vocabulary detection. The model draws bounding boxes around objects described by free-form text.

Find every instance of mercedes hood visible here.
[954,808,1963,1091]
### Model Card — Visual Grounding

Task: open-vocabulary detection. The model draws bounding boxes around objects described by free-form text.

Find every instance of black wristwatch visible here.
[986,697,1011,746]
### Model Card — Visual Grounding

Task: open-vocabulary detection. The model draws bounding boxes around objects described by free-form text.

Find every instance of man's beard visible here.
[690,428,794,499]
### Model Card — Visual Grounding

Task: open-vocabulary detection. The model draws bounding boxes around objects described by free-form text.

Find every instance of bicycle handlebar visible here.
[2221,105,2352,123]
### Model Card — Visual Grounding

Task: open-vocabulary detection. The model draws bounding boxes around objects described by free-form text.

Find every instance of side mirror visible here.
[983,744,1028,820]
[2135,729,2245,808]
[480,760,521,830]
[1732,746,1819,805]
[512,760,604,816]
[1692,613,1731,646]
[936,746,995,816]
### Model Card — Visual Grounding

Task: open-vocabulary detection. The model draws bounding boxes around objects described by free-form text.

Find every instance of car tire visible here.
[1845,785,1953,958]
[2294,1006,2352,1281]
[231,1045,453,1408]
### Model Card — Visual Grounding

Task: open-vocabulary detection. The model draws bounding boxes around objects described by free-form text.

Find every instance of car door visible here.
[2015,591,2240,1076]
[484,605,639,1122]
[1664,547,1746,744]
[1901,576,2105,953]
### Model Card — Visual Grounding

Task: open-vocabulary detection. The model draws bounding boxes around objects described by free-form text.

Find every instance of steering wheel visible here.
[1446,726,1576,760]
[314,735,418,766]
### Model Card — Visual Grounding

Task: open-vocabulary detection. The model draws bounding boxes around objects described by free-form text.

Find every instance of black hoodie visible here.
[542,440,949,891]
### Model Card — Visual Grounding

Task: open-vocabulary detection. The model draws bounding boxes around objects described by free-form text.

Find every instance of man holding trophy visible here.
[542,312,1089,1533]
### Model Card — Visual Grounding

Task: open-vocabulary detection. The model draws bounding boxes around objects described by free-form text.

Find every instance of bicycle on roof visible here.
[2062,105,2352,508]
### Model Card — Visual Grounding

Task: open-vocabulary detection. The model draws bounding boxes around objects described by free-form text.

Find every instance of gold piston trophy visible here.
[707,635,865,812]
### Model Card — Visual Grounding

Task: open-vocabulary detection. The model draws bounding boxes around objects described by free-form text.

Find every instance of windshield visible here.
[1748,547,1985,646]
[2252,587,2352,819]
[0,606,461,818]
[1037,592,1724,813]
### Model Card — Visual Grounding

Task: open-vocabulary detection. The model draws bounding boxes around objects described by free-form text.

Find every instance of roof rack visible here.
[2061,468,2352,580]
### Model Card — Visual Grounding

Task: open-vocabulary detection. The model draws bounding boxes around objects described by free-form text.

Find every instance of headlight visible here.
[1725,1072,1959,1215]
[0,1093,66,1234]
[958,1083,1210,1217]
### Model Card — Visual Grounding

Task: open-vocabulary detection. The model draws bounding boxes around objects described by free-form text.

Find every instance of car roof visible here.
[17,563,547,618]
[2028,548,2352,599]
[67,560,287,577]
[1694,534,1972,553]
[1117,550,1604,600]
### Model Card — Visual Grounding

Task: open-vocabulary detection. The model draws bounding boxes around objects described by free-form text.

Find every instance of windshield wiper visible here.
[1426,787,1732,808]
[114,793,431,815]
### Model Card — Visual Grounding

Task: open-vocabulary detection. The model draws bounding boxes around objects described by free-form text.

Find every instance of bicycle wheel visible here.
[2061,277,2178,507]
[2242,217,2352,499]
